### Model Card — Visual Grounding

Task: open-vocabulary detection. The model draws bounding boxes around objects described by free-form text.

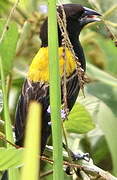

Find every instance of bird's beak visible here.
[80,7,101,26]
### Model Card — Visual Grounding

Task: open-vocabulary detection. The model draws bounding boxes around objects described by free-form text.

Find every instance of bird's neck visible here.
[72,37,86,71]
[68,29,86,71]
[58,19,86,71]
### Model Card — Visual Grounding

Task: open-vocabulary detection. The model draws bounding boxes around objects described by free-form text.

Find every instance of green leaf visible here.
[0,19,19,76]
[16,21,31,53]
[0,148,23,170]
[96,37,117,75]
[91,136,111,166]
[87,82,117,116]
[0,0,10,14]
[97,102,117,176]
[12,78,24,87]
[64,103,95,134]
[86,63,117,87]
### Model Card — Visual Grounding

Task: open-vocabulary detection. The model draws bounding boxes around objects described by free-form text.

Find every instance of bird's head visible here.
[57,4,101,33]
[40,4,101,47]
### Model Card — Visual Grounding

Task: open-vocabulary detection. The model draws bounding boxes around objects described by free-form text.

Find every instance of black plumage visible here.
[15,4,101,153]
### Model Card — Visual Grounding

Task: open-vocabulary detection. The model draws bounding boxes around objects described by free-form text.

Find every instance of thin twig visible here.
[41,154,117,180]
[0,0,20,44]
[105,20,117,28]
[57,9,85,90]
[8,0,27,19]
[60,2,69,116]
[103,20,117,42]
[88,0,117,45]
[6,74,12,100]
[0,134,19,149]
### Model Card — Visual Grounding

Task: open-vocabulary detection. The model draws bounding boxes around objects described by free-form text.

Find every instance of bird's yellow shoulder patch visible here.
[27,47,77,82]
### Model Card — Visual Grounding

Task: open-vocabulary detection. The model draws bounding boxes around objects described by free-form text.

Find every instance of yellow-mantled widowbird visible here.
[15,4,101,153]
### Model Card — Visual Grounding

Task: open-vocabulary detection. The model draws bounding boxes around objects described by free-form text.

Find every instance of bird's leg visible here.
[63,143,90,175]
[63,143,90,162]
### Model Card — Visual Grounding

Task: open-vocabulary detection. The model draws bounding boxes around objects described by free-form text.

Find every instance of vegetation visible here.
[0,0,117,179]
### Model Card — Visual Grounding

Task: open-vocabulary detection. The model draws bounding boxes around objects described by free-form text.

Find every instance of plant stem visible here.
[0,56,18,180]
[21,102,41,180]
[48,0,64,180]
[0,56,13,145]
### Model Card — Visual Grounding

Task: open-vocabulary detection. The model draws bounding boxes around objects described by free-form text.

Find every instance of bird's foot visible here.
[65,152,90,175]
[71,152,90,162]
[63,143,90,162]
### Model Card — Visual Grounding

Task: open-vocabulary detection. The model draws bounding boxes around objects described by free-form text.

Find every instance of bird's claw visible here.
[71,152,90,162]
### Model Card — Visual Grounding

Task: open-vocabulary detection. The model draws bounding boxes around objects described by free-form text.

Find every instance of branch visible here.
[43,146,117,180]
[0,0,19,44]
[83,164,117,180]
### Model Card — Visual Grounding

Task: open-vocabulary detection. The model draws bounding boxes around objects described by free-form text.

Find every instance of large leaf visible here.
[0,19,19,76]
[83,34,117,75]
[0,148,23,170]
[91,136,112,167]
[86,82,117,116]
[96,37,117,75]
[0,0,10,14]
[64,103,95,134]
[97,102,117,176]
[86,63,117,87]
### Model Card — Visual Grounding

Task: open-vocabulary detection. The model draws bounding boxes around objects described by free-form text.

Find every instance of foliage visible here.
[0,0,117,179]
[65,103,95,134]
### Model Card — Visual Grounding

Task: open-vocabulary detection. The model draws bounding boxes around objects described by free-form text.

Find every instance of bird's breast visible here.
[27,47,77,82]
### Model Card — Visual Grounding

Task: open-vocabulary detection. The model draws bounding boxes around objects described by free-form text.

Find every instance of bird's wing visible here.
[15,80,50,148]
[15,71,80,152]
[65,71,80,110]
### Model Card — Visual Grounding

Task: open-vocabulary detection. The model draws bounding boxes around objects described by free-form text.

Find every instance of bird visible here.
[1,4,101,180]
[14,4,101,153]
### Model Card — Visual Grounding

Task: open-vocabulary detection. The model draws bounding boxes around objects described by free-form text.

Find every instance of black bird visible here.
[15,4,101,153]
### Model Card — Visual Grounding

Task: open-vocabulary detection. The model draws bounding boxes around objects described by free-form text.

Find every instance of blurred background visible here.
[0,0,117,179]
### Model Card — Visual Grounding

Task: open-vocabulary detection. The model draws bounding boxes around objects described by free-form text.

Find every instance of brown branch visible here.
[83,164,117,180]
[0,134,20,149]
[41,151,117,180]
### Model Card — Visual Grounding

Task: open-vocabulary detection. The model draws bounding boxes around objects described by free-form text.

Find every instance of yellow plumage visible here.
[28,47,77,82]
